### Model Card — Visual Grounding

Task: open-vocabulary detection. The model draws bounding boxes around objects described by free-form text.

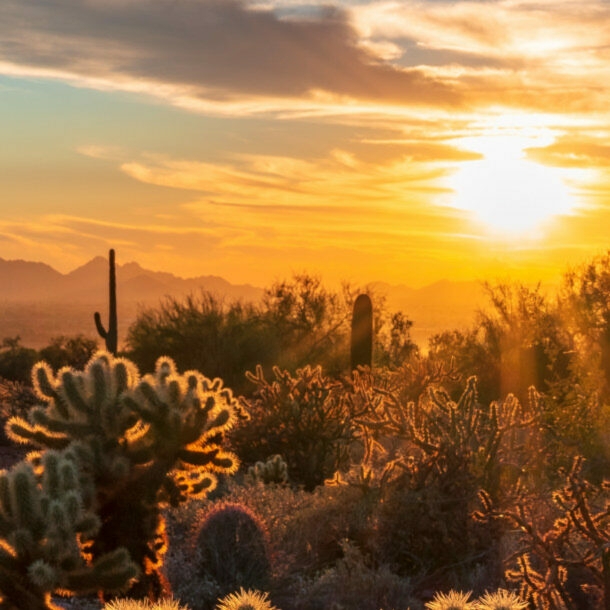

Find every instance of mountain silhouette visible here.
[0,256,486,349]
[0,256,263,304]
[0,256,264,348]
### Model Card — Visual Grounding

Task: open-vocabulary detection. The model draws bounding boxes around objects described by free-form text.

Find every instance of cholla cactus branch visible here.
[4,351,240,602]
[477,456,610,609]
[0,451,138,610]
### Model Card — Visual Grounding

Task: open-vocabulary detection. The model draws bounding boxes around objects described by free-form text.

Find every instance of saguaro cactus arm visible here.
[94,249,118,355]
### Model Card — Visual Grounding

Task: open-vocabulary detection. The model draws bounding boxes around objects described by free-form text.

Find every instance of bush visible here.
[38,335,99,372]
[215,588,278,610]
[230,365,357,491]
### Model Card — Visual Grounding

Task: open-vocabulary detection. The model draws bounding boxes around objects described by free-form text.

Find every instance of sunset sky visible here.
[2,0,610,288]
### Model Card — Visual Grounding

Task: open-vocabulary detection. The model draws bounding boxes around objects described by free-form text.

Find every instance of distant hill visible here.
[0,256,263,348]
[371,279,487,347]
[0,256,488,349]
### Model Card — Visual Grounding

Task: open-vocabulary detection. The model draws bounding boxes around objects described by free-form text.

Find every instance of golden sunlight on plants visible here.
[214,588,278,610]
[4,251,610,607]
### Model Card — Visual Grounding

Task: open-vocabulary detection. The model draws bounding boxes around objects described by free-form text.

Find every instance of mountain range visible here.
[0,256,488,349]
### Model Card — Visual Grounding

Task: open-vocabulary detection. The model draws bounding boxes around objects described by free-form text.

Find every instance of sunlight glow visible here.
[447,127,578,235]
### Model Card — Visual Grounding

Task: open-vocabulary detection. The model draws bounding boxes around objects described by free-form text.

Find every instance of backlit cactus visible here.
[215,588,278,610]
[4,351,240,601]
[196,502,272,603]
[0,450,138,610]
[247,454,288,485]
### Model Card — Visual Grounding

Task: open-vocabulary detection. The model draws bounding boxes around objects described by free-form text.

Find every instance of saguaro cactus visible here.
[95,249,118,355]
[350,294,373,370]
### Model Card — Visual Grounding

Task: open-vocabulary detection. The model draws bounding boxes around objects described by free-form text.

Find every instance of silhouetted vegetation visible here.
[125,274,416,394]
[5,253,610,608]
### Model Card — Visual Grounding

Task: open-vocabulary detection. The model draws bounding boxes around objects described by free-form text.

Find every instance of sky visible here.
[1,0,610,288]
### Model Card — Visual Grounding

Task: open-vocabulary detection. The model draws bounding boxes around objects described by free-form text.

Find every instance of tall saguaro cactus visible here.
[94,249,118,355]
[350,294,373,370]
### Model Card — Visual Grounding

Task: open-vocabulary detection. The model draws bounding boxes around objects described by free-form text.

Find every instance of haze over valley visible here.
[0,256,487,349]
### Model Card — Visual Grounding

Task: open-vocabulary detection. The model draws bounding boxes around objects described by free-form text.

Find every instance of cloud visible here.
[350,0,610,112]
[527,135,610,168]
[0,0,459,108]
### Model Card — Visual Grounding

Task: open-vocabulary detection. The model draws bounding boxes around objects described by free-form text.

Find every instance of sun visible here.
[446,126,577,235]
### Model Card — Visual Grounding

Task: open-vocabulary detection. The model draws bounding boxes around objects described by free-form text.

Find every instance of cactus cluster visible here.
[2,351,240,606]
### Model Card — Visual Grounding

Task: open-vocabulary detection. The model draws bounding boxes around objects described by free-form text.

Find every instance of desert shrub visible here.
[425,590,476,610]
[428,282,571,406]
[560,250,610,400]
[125,293,269,395]
[126,275,416,395]
[230,365,358,490]
[261,274,352,376]
[38,334,99,372]
[286,540,419,610]
[0,335,39,385]
[423,588,528,610]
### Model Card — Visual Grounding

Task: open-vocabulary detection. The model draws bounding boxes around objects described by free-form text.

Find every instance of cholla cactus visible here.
[7,350,139,451]
[0,450,138,610]
[477,455,610,609]
[247,454,288,485]
[121,356,239,503]
[215,588,278,610]
[5,352,240,601]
